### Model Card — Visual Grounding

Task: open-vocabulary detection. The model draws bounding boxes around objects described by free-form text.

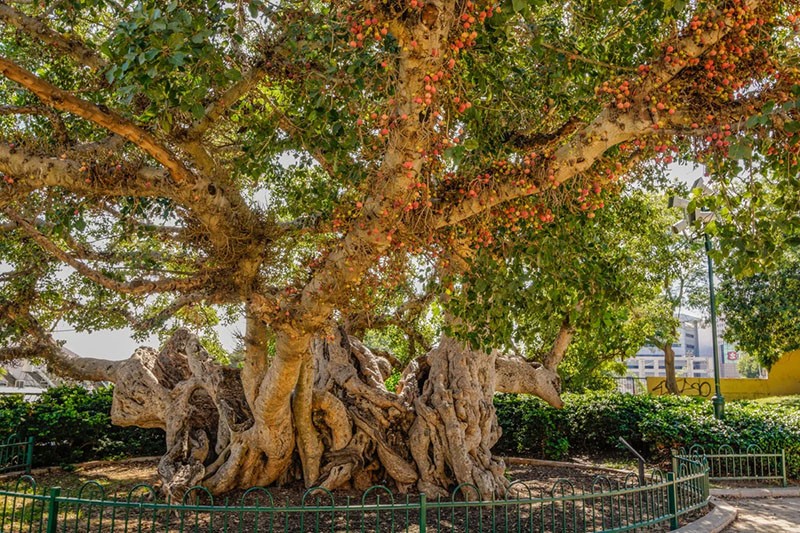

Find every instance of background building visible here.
[623,313,743,383]
[0,361,56,399]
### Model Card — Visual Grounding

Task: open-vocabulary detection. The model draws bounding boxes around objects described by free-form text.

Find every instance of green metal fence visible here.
[0,456,708,532]
[0,435,33,475]
[675,444,787,487]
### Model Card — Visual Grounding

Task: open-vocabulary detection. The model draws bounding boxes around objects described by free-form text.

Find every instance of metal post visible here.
[419,493,427,533]
[781,449,787,487]
[705,234,725,419]
[618,437,647,485]
[24,437,33,474]
[46,487,60,533]
[667,472,679,530]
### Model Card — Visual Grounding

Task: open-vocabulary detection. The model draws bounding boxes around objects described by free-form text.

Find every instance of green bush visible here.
[0,385,164,467]
[495,392,800,478]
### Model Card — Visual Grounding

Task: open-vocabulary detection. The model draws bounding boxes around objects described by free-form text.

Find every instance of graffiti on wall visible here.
[650,378,712,397]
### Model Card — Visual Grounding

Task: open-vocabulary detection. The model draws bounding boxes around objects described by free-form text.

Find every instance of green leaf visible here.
[785,122,800,133]
[745,115,762,129]
[728,141,753,160]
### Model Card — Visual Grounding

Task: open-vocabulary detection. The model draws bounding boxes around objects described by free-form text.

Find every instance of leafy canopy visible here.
[719,252,800,367]
[1,0,799,359]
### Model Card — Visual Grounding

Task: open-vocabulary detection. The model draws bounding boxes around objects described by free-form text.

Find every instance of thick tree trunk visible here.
[99,328,563,500]
[663,342,679,394]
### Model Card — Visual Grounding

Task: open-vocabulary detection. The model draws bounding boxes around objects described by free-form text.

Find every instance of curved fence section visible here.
[0,458,709,533]
[675,445,787,486]
[0,435,33,475]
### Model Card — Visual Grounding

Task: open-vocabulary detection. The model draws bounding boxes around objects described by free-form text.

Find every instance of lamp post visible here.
[668,184,725,419]
[703,232,725,419]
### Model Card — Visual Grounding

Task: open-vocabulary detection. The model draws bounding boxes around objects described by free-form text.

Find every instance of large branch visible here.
[435,0,764,228]
[0,1,107,71]
[0,143,171,203]
[494,355,564,408]
[281,5,459,332]
[0,302,120,382]
[0,141,264,262]
[248,5,462,422]
[186,62,270,140]
[542,313,578,371]
[0,57,193,183]
[0,60,265,258]
[0,342,121,381]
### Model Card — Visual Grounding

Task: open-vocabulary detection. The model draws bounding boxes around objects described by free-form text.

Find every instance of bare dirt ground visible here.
[1,457,706,532]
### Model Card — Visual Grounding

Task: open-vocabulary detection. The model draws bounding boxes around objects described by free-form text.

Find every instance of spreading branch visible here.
[0,1,108,70]
[3,209,212,296]
[434,0,765,228]
[0,342,121,381]
[0,57,193,183]
[186,62,270,140]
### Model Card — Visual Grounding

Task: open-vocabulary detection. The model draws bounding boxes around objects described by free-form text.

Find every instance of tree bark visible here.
[663,341,679,394]
[72,327,562,500]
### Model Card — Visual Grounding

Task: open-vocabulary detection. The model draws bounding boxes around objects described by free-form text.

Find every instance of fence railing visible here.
[612,377,646,395]
[0,457,709,533]
[674,444,787,487]
[0,435,33,475]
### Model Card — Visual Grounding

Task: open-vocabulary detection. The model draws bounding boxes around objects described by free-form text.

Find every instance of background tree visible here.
[642,225,707,394]
[447,190,691,392]
[736,352,764,378]
[719,252,800,368]
[2,0,800,499]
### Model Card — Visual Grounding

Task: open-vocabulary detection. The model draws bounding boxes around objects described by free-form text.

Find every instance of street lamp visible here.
[669,182,725,419]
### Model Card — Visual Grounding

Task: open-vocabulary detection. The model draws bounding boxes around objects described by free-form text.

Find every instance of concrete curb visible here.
[711,486,800,499]
[674,497,737,533]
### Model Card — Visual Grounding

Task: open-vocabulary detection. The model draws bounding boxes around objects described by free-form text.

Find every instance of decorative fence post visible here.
[46,487,61,533]
[24,437,34,474]
[419,493,427,533]
[781,449,787,487]
[666,472,678,530]
[671,451,678,479]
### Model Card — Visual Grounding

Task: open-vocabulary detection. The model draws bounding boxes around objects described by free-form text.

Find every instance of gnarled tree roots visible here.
[105,328,563,500]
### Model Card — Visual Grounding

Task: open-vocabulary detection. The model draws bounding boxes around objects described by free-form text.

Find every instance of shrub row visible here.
[0,385,164,467]
[494,391,800,478]
[3,386,798,477]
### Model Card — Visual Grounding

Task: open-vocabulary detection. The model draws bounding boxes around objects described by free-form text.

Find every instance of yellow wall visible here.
[646,349,800,400]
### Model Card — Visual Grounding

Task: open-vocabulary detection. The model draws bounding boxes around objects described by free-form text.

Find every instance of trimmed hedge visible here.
[3,386,799,478]
[494,391,800,478]
[0,385,164,467]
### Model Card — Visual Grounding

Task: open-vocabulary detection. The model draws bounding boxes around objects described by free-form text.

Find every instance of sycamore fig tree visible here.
[2,0,800,499]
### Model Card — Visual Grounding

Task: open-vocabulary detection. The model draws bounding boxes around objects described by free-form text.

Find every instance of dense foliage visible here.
[718,254,800,367]
[495,392,800,477]
[1,0,800,358]
[0,386,164,467]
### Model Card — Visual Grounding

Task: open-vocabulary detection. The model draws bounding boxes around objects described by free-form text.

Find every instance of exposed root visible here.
[102,327,563,499]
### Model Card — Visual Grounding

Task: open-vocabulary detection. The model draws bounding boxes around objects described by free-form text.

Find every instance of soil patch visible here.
[1,457,707,532]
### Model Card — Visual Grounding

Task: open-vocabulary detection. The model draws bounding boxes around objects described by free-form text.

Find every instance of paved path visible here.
[722,497,800,532]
